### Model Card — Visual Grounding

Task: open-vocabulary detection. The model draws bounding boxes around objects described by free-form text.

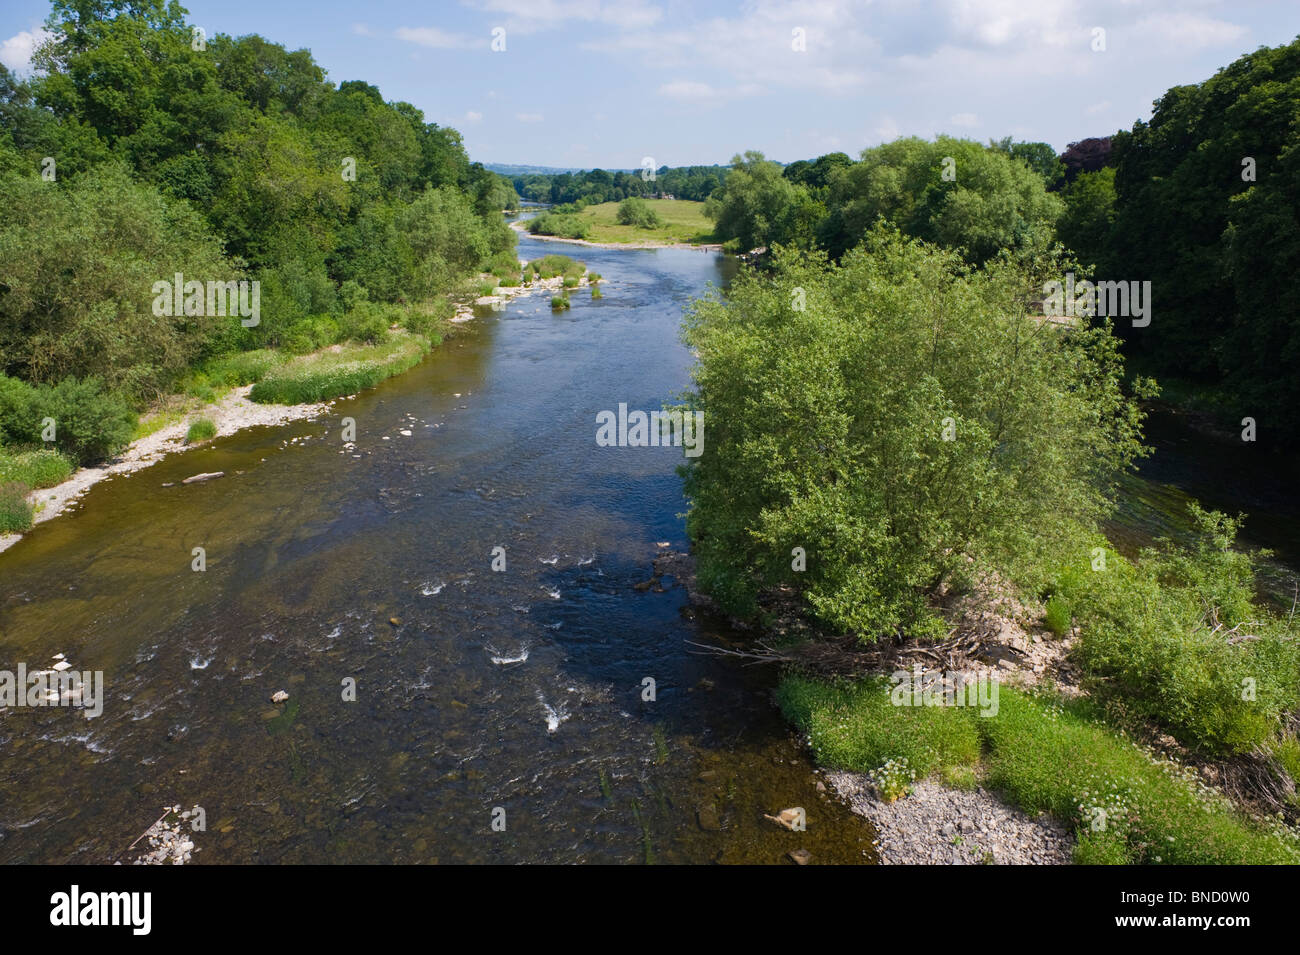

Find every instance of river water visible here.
[4,226,1295,865]
[0,230,877,864]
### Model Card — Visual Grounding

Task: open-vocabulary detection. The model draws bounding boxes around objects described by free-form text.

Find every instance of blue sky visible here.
[2,0,1297,169]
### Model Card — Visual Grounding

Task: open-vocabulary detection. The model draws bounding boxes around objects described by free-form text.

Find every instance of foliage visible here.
[0,480,32,533]
[1107,37,1300,418]
[616,196,662,229]
[705,150,822,251]
[1058,506,1300,754]
[184,417,216,444]
[248,332,430,404]
[682,229,1146,637]
[0,447,74,488]
[820,136,1064,264]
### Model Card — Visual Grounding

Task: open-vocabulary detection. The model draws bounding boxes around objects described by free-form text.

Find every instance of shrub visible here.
[338,303,392,346]
[0,448,74,488]
[550,296,571,311]
[1062,507,1300,754]
[527,213,589,240]
[185,418,217,444]
[1,376,136,467]
[1044,594,1072,636]
[616,197,663,229]
[0,481,32,533]
[682,229,1147,638]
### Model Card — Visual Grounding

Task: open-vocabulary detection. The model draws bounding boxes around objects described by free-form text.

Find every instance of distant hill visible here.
[484,163,637,176]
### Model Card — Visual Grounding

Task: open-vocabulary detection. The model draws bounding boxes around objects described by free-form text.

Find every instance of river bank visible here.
[0,267,590,556]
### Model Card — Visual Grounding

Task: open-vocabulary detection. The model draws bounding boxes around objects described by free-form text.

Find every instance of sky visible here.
[2,0,1297,169]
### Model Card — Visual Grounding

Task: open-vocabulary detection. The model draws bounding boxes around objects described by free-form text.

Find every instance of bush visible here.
[616,197,663,229]
[0,480,32,533]
[338,303,392,346]
[185,418,217,444]
[0,448,74,488]
[282,315,341,355]
[527,212,589,240]
[0,375,135,467]
[1044,594,1072,636]
[550,296,571,311]
[1062,506,1300,754]
[682,229,1146,638]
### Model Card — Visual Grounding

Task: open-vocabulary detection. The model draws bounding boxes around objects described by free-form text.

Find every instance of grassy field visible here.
[573,199,717,245]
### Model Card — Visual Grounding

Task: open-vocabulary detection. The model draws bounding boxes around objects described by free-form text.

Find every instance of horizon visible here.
[2,1,1297,168]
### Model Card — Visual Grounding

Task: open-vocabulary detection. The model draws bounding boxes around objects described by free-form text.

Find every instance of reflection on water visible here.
[0,234,873,864]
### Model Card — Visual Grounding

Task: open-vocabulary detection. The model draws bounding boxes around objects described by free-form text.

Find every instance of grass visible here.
[562,199,717,246]
[526,254,586,280]
[0,447,74,489]
[778,673,1300,864]
[249,331,434,404]
[185,418,217,444]
[0,480,33,533]
[550,295,571,311]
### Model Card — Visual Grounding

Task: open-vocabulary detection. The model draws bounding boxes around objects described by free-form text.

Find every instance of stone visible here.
[271,690,289,704]
[182,471,225,484]
[788,848,813,866]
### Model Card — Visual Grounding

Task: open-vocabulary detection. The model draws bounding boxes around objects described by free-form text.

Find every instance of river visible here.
[0,227,876,864]
[3,225,1294,865]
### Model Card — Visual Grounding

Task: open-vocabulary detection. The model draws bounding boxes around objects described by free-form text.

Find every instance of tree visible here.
[682,227,1146,637]
[707,150,821,251]
[821,136,1063,264]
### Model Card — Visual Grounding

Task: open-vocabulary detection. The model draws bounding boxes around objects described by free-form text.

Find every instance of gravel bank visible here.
[826,770,1075,865]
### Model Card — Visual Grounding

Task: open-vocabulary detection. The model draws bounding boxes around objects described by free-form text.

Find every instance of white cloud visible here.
[467,0,662,33]
[1132,13,1248,52]
[950,112,979,127]
[465,110,484,122]
[0,27,51,73]
[516,112,545,122]
[1084,100,1111,115]
[351,23,375,38]
[395,26,478,49]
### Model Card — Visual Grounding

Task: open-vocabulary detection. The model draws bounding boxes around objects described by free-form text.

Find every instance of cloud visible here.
[950,112,979,127]
[465,110,484,122]
[467,0,663,33]
[516,112,545,123]
[1084,100,1111,115]
[1132,13,1248,52]
[395,26,478,49]
[656,80,763,106]
[351,23,375,38]
[0,27,51,73]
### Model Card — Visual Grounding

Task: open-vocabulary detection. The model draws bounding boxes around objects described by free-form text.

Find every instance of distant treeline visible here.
[0,0,516,467]
[512,165,727,204]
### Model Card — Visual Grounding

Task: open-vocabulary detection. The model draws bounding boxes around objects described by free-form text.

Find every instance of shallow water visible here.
[0,233,876,864]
